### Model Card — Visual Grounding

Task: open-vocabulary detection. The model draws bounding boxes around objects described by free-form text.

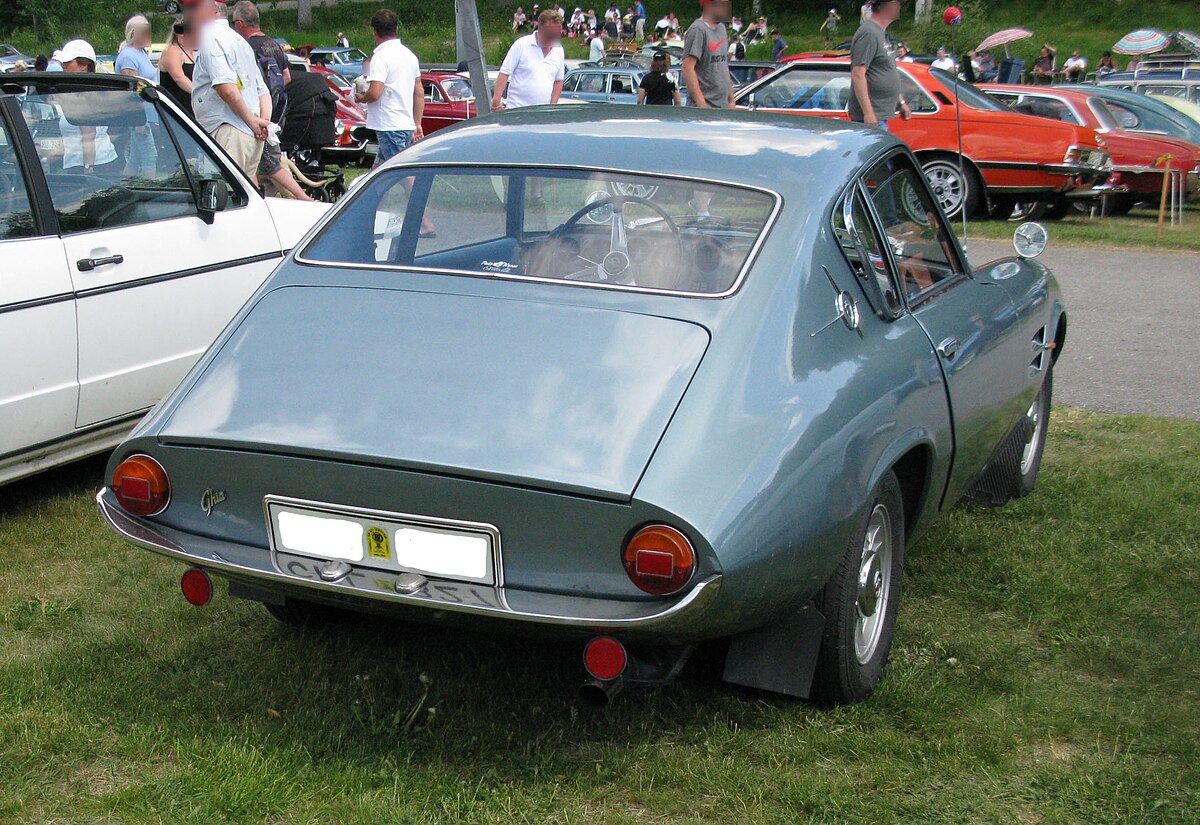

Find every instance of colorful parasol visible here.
[1112,29,1171,55]
[1174,30,1200,56]
[976,27,1033,54]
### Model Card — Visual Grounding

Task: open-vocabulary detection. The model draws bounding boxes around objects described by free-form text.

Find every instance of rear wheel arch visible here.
[890,445,932,543]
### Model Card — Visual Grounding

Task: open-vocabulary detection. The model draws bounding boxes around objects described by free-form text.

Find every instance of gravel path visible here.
[968,239,1200,420]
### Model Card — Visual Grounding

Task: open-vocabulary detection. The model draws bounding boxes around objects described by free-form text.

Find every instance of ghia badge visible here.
[201,488,227,516]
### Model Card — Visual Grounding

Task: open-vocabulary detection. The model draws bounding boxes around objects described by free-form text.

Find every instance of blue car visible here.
[562,65,686,104]
[307,47,368,81]
[98,108,1064,708]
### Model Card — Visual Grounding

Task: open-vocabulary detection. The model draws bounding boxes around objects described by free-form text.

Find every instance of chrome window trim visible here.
[262,493,504,587]
[295,162,784,300]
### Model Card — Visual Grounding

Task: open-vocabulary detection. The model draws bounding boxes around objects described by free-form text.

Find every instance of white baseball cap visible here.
[58,39,97,65]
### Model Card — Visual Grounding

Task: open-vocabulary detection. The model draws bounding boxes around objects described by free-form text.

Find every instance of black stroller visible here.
[279,70,346,203]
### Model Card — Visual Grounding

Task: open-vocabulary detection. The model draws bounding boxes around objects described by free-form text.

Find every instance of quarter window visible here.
[0,116,36,240]
[862,155,963,301]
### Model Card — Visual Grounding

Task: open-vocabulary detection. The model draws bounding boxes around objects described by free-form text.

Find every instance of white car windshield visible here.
[303,167,777,296]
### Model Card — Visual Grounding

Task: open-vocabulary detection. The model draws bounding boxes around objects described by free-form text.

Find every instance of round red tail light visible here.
[180,568,213,607]
[583,637,627,680]
[111,454,171,517]
[623,524,696,596]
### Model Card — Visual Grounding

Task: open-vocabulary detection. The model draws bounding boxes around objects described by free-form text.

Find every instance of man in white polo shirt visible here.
[355,9,424,167]
[491,9,565,111]
[185,0,271,180]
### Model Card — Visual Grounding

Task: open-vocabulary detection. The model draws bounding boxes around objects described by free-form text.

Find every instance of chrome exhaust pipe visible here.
[577,677,624,710]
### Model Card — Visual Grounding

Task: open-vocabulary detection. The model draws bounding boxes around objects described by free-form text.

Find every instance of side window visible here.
[579,73,607,94]
[834,187,901,318]
[611,75,633,95]
[862,155,963,302]
[160,105,249,209]
[898,73,937,113]
[755,69,849,111]
[562,73,580,92]
[0,116,37,240]
[423,80,443,103]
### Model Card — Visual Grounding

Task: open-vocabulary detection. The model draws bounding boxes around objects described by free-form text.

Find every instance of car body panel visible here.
[99,107,1064,647]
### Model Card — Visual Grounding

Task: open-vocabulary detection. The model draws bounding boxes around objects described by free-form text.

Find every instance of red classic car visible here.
[421,71,478,135]
[309,64,372,163]
[981,84,1200,215]
[736,59,1111,219]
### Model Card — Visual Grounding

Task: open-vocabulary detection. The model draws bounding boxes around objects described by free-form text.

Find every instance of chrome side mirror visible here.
[747,92,758,111]
[1013,222,1048,258]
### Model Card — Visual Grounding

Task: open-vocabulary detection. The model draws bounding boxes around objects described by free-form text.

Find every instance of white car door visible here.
[25,79,284,428]
[0,101,77,469]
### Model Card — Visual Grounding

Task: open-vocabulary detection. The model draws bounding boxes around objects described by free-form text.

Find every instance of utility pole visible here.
[915,0,931,24]
[298,0,313,29]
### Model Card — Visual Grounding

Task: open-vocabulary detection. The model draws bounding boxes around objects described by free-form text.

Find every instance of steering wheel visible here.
[552,193,684,286]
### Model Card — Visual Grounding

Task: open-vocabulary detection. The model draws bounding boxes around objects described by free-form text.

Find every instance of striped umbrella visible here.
[977,27,1033,55]
[1175,30,1200,56]
[1112,29,1171,55]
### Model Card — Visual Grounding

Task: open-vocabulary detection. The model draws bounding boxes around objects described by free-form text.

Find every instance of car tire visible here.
[811,470,905,705]
[919,156,980,221]
[1015,368,1053,497]
[264,597,353,629]
[164,1,181,13]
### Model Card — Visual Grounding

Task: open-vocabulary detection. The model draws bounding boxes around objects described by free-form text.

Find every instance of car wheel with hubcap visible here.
[811,470,905,704]
[1017,368,1052,496]
[919,157,979,220]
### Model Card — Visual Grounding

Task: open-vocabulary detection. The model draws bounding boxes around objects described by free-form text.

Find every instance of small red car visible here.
[981,84,1200,214]
[420,71,478,135]
[736,59,1111,219]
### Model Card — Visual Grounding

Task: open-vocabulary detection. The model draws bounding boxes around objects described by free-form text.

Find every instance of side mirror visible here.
[747,92,758,111]
[198,178,229,225]
[1013,221,1048,258]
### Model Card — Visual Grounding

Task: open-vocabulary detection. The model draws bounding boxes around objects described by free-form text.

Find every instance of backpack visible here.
[250,36,288,122]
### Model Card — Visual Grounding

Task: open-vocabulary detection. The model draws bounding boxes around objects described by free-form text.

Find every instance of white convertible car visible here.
[0,72,328,485]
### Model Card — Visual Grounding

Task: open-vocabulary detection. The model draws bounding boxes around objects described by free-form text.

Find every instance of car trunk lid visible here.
[158,285,710,500]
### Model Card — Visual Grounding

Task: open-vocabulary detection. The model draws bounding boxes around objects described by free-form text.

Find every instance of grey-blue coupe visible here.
[98,107,1065,708]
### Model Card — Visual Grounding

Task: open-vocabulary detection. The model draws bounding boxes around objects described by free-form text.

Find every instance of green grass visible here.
[966,204,1200,252]
[2,407,1198,823]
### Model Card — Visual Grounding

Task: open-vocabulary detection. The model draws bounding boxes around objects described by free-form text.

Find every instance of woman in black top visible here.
[637,52,682,106]
[158,21,197,117]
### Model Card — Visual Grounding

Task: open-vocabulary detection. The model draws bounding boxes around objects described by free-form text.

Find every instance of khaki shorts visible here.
[210,123,264,181]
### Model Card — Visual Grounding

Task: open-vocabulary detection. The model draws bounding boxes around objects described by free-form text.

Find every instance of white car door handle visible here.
[77,254,124,272]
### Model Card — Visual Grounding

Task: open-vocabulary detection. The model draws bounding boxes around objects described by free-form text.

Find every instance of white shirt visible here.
[605,7,620,21]
[931,56,957,72]
[364,37,421,132]
[589,35,606,62]
[499,33,565,108]
[192,18,270,137]
[1064,56,1087,70]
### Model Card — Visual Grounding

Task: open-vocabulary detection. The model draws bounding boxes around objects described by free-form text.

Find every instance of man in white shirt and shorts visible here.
[355,9,424,167]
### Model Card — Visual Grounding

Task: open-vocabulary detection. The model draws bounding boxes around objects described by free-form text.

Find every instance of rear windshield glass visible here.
[302,167,777,295]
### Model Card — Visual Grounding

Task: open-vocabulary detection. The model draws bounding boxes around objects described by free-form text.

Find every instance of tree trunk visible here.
[298,0,313,30]
[915,0,932,24]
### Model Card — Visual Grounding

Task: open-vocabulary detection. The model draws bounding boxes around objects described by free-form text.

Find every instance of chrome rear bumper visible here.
[97,490,721,638]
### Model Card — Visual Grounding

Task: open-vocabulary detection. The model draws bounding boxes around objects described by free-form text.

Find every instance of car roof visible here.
[385,105,897,199]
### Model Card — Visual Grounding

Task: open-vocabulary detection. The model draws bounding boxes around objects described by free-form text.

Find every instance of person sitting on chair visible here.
[1031,44,1057,83]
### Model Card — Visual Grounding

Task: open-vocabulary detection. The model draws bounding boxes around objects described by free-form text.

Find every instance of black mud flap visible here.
[721,603,825,698]
[964,414,1031,507]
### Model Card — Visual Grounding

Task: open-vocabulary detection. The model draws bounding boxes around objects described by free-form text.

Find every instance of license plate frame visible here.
[264,495,502,586]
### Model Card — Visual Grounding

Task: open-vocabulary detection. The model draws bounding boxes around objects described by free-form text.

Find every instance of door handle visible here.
[77,254,124,272]
[936,337,960,361]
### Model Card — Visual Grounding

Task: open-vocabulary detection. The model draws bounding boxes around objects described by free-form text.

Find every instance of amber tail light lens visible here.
[623,524,696,596]
[111,454,171,517]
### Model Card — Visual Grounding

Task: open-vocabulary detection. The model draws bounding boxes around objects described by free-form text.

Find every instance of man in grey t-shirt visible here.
[848,0,911,129]
[682,0,734,109]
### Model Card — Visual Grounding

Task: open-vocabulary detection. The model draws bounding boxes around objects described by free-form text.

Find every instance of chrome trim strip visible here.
[293,162,784,300]
[98,490,721,630]
[261,493,504,588]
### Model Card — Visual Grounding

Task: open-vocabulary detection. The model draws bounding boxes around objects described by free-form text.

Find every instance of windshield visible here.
[928,69,1007,111]
[441,76,475,101]
[303,167,777,296]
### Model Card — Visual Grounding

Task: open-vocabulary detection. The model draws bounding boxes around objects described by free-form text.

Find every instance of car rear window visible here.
[302,167,777,296]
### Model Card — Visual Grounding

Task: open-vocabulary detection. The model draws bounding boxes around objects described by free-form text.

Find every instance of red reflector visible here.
[583,637,627,681]
[119,476,152,502]
[635,549,675,577]
[180,568,213,607]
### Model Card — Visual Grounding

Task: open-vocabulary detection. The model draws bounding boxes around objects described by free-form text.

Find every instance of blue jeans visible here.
[374,129,414,166]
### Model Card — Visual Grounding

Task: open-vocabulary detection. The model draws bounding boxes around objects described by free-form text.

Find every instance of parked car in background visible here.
[1149,92,1200,131]
[98,108,1064,710]
[307,47,368,81]
[737,60,1111,219]
[0,72,328,485]
[0,44,33,71]
[309,64,372,163]
[421,71,477,134]
[982,84,1200,215]
[1097,54,1200,105]
[1079,84,1200,147]
[562,65,686,104]
[727,60,777,90]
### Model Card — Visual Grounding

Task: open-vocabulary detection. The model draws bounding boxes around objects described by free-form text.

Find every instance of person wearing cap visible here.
[682,0,735,110]
[820,8,841,47]
[931,46,956,73]
[492,9,565,111]
[638,51,681,105]
[848,0,910,130]
[58,41,120,174]
[186,0,272,180]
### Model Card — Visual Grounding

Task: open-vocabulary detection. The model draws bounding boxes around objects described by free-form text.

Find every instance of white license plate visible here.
[265,496,500,586]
